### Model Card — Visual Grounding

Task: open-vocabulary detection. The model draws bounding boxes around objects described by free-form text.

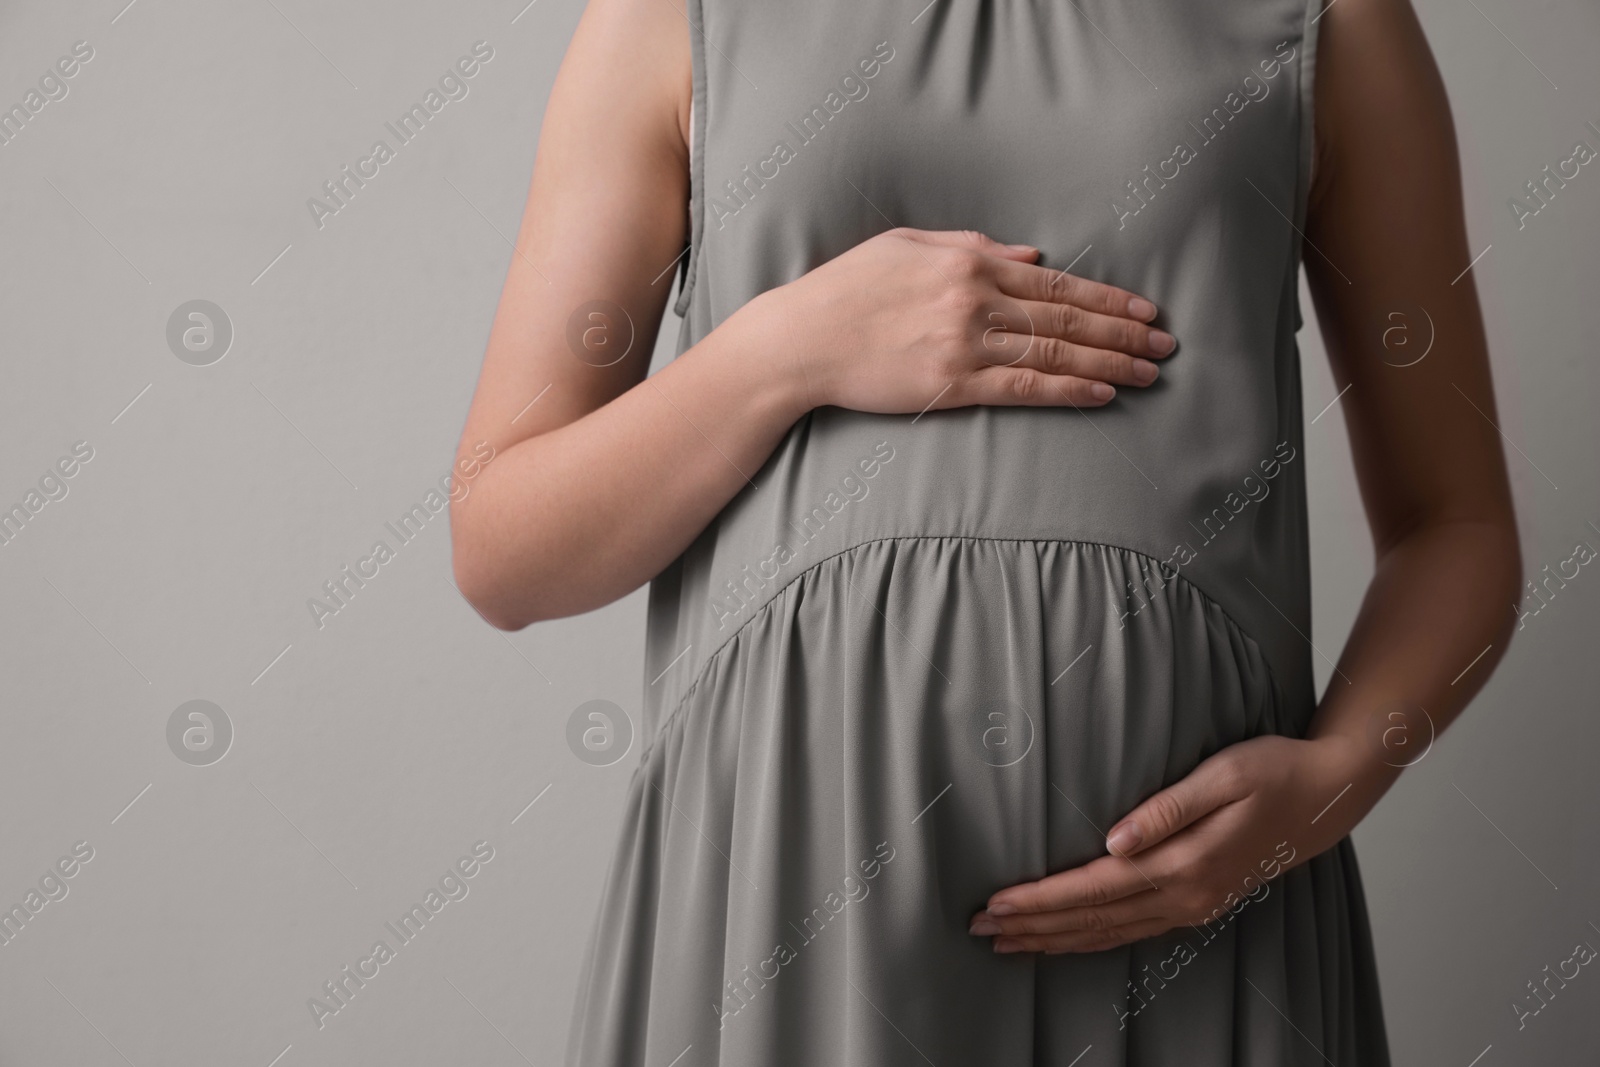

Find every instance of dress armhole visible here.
[673,0,708,318]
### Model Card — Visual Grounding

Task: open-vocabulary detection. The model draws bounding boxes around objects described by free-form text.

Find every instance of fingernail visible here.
[1107,822,1142,855]
[1133,360,1159,384]
[1091,383,1115,401]
[1006,243,1038,253]
[1128,297,1157,321]
[1148,330,1176,355]
[969,918,1002,936]
[987,901,1017,916]
[994,938,1023,954]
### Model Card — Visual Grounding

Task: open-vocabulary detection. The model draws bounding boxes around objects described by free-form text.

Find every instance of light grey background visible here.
[0,0,1594,1063]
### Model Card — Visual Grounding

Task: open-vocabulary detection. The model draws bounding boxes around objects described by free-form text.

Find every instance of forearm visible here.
[1303,516,1522,818]
[451,296,810,629]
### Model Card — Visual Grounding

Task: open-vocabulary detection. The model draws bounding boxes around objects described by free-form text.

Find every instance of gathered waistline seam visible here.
[633,534,1289,774]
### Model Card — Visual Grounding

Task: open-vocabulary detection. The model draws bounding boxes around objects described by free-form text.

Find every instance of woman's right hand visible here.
[748,227,1176,415]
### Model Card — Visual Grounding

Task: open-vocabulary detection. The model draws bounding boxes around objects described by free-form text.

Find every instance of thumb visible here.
[1105,754,1248,857]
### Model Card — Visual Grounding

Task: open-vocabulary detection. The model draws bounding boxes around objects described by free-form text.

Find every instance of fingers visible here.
[971,888,1161,939]
[890,227,1040,262]
[897,233,1166,333]
[986,334,1163,388]
[991,916,1176,955]
[988,299,1174,363]
[989,257,1159,323]
[975,296,1166,385]
[961,367,1118,407]
[882,229,1176,404]
[984,852,1155,916]
[1106,752,1251,858]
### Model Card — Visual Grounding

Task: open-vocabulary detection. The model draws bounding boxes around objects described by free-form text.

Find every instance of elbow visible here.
[1486,512,1524,611]
[1494,519,1526,648]
[451,524,545,632]
[453,557,531,631]
[1446,512,1523,654]
[449,500,615,629]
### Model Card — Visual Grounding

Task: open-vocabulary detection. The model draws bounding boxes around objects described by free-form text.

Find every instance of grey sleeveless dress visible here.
[566,1,1392,1063]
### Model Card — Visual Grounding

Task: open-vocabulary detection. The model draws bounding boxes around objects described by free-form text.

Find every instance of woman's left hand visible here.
[968,733,1377,954]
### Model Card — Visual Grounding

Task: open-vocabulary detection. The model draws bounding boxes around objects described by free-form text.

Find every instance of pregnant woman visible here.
[450,0,1520,1061]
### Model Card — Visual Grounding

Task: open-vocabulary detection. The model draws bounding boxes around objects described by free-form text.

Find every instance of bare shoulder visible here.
[1307,0,1457,211]
[555,0,693,157]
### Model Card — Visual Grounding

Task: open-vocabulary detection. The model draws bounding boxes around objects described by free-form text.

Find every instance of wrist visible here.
[689,290,816,431]
[725,285,825,418]
[1306,730,1401,813]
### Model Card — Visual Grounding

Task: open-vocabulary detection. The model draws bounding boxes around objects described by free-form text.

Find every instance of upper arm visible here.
[1303,0,1516,549]
[455,0,692,464]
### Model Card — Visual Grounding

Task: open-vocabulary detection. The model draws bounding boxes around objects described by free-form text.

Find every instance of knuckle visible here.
[1081,908,1115,934]
[1037,338,1071,376]
[1078,877,1117,908]
[937,278,986,316]
[948,248,986,280]
[1082,932,1122,952]
[1097,349,1127,382]
[947,249,985,279]
[1052,301,1083,338]
[1146,791,1187,834]
[1008,370,1041,402]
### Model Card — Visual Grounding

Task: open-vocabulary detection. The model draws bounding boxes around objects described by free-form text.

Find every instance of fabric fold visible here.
[567,539,1387,1066]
